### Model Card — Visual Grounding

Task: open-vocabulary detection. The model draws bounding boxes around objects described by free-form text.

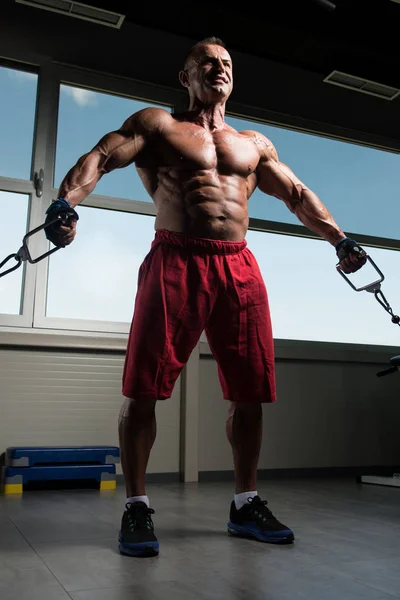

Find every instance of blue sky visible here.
[1,65,400,346]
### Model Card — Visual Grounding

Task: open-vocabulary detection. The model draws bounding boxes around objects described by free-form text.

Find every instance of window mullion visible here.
[248,218,400,252]
[30,62,61,329]
[51,190,157,217]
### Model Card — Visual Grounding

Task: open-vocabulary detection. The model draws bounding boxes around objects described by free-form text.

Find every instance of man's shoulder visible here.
[238,129,278,159]
[124,107,173,134]
[137,106,172,122]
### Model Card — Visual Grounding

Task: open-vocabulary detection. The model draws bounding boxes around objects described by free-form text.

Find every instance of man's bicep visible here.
[92,118,146,174]
[92,107,168,173]
[256,153,305,206]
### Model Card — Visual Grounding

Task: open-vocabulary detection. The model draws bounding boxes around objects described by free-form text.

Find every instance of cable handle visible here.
[336,248,385,292]
[0,212,70,279]
[336,247,400,328]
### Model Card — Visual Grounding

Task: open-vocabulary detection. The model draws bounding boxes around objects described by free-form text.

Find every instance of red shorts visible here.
[122,229,276,403]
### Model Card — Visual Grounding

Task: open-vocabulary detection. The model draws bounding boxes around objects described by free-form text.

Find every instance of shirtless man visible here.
[45,36,366,557]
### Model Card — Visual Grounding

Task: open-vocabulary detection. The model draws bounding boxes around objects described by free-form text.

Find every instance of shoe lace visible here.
[247,496,275,522]
[125,502,155,532]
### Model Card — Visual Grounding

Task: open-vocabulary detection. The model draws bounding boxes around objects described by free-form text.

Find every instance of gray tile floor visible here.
[1,478,400,600]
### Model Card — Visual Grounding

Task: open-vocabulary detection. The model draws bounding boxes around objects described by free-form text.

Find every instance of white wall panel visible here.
[0,349,180,475]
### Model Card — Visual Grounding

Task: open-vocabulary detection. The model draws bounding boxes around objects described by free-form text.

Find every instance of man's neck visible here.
[186,100,226,132]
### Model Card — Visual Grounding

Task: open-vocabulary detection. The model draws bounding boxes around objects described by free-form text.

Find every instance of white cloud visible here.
[46,233,142,322]
[61,85,98,108]
[7,70,37,83]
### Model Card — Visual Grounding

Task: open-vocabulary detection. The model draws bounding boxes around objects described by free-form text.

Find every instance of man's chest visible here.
[159,124,261,176]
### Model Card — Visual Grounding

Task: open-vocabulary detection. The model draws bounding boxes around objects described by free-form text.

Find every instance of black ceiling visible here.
[79,0,400,88]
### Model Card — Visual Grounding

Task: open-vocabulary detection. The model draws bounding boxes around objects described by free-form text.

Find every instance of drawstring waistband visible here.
[152,229,247,255]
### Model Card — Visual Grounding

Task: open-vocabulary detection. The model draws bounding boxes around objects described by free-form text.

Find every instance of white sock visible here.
[234,491,258,510]
[126,495,150,508]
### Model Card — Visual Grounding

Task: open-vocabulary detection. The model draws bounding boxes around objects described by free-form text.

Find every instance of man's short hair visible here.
[184,37,227,68]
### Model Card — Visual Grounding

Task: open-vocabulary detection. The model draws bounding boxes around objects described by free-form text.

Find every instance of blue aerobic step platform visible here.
[5,446,120,468]
[3,446,120,495]
[3,465,117,494]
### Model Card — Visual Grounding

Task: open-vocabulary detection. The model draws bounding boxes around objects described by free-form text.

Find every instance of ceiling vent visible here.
[323,70,400,101]
[15,0,125,28]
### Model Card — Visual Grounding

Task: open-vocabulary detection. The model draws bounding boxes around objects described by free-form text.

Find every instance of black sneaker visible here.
[227,495,294,544]
[118,501,159,557]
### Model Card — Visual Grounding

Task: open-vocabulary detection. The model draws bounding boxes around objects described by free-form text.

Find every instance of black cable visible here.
[309,0,337,11]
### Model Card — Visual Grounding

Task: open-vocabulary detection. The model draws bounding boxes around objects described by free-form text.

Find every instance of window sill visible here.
[200,338,399,364]
[0,326,128,352]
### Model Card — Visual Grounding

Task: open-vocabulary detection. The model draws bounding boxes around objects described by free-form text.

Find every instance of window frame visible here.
[0,61,42,328]
[226,100,400,252]
[32,64,185,333]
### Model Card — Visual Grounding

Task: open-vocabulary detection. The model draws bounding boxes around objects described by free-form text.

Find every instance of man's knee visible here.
[118,397,157,424]
[228,401,263,420]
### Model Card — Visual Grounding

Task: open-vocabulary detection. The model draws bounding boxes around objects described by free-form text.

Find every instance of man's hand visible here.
[335,237,367,274]
[44,198,79,247]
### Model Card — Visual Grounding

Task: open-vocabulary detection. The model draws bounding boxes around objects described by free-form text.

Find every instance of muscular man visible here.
[46,36,366,557]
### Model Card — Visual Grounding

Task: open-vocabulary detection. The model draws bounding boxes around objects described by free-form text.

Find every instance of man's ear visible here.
[179,69,190,88]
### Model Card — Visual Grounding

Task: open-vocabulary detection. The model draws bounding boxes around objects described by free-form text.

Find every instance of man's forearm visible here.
[292,187,345,246]
[57,152,102,208]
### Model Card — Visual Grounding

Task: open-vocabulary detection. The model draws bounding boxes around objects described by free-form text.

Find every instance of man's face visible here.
[183,44,233,103]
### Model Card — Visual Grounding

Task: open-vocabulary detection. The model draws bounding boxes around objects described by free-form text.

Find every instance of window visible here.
[0,66,38,180]
[226,115,400,241]
[45,208,155,323]
[41,80,176,330]
[2,56,397,348]
[0,192,29,315]
[54,85,171,201]
[247,229,400,346]
[0,64,38,325]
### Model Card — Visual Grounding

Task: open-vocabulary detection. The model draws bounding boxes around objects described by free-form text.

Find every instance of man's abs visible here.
[155,208,249,241]
[138,166,253,241]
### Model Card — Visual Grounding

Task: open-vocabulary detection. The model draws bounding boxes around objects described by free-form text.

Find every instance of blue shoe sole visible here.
[227,521,294,544]
[118,536,159,557]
